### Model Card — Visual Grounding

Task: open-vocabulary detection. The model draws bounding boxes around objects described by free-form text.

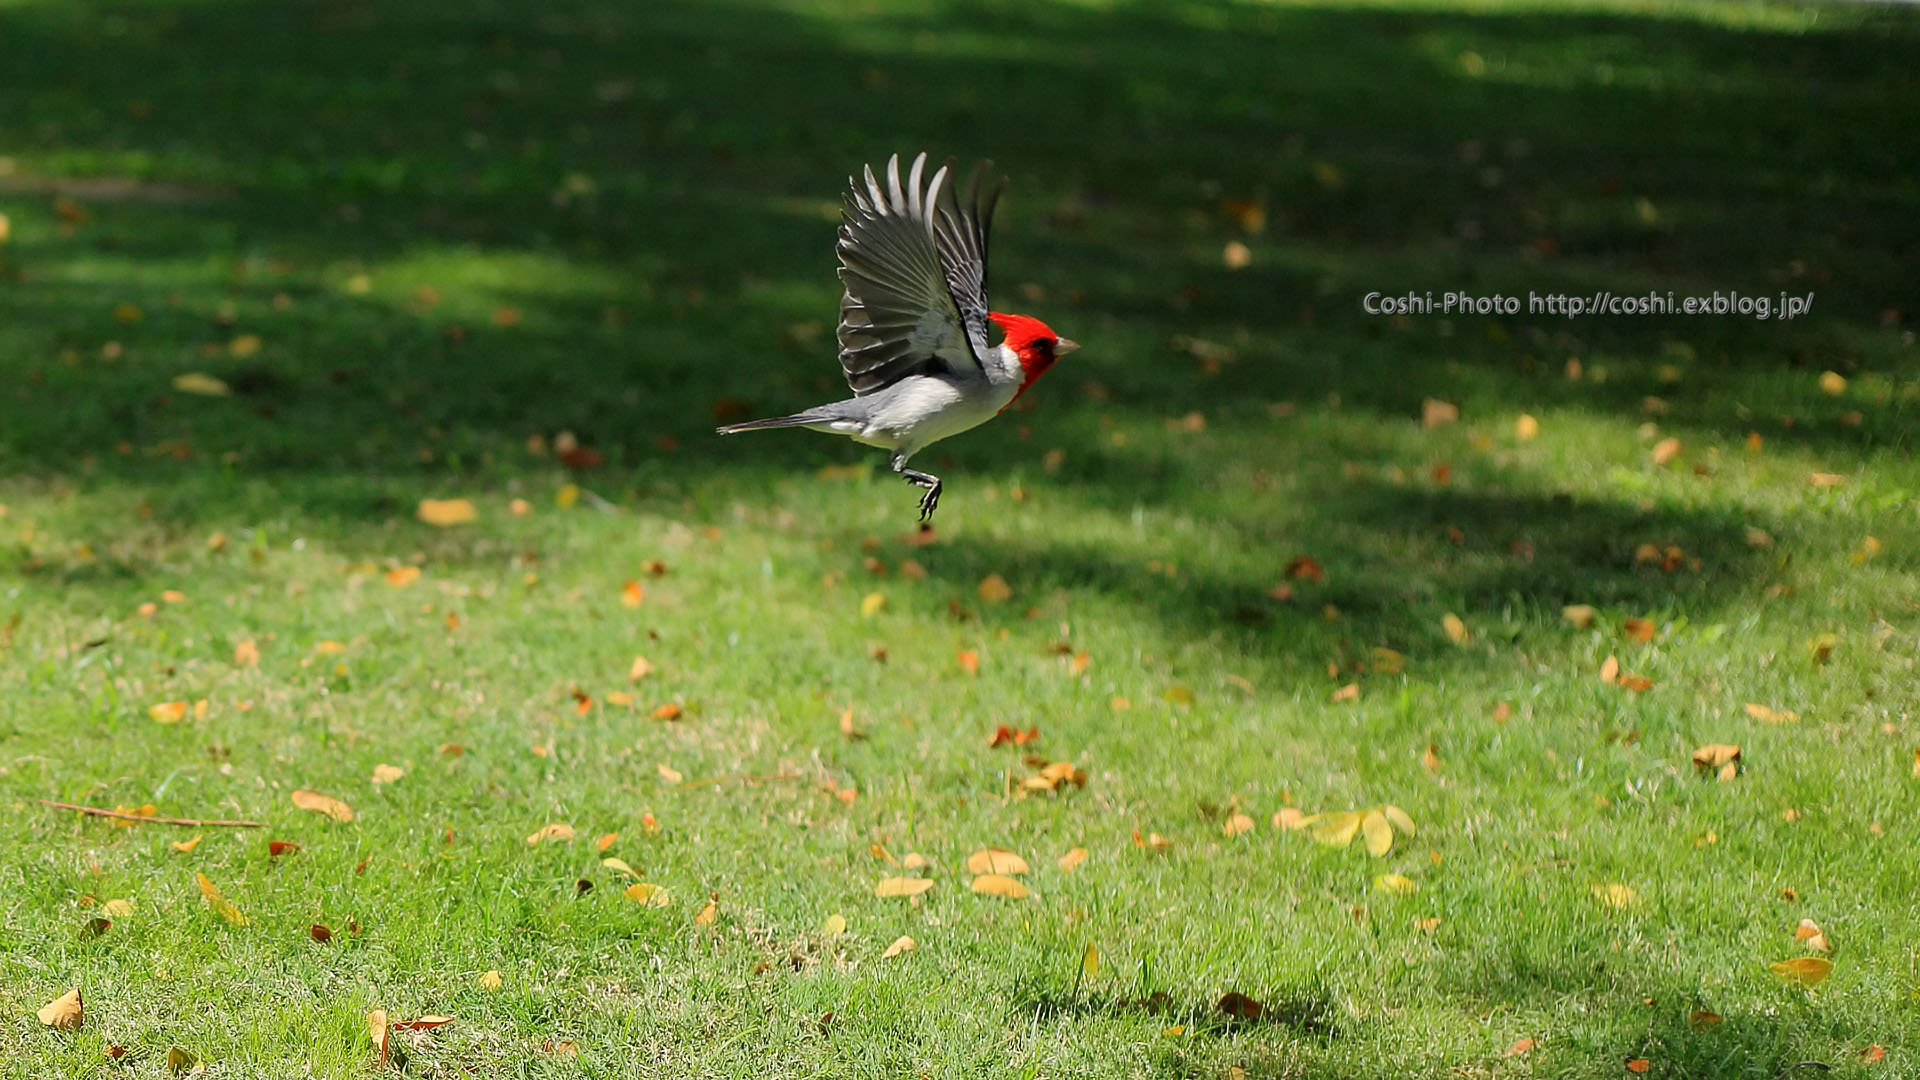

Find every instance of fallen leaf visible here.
[150,701,188,724]
[1861,1045,1885,1063]
[1218,991,1264,1021]
[269,840,300,858]
[1809,472,1846,487]
[860,591,886,617]
[101,899,134,917]
[1506,1039,1536,1057]
[1515,414,1540,440]
[1057,847,1089,872]
[172,372,231,397]
[233,639,259,667]
[1599,655,1620,683]
[1373,873,1417,895]
[1623,617,1655,643]
[526,822,575,845]
[875,877,935,898]
[624,882,671,907]
[823,912,848,935]
[957,649,980,676]
[371,764,404,784]
[1360,809,1395,856]
[656,762,684,785]
[171,835,202,853]
[37,988,82,1030]
[392,1016,454,1032]
[1442,613,1469,644]
[695,897,718,925]
[651,702,683,721]
[167,1046,199,1074]
[965,848,1030,875]
[479,970,503,991]
[1422,399,1459,429]
[1769,956,1833,988]
[1795,918,1832,953]
[621,580,644,607]
[1818,371,1847,395]
[291,790,355,822]
[1222,813,1255,838]
[1592,883,1639,909]
[1745,703,1800,724]
[1626,1059,1651,1074]
[1306,811,1363,848]
[310,924,332,943]
[368,1009,390,1068]
[416,499,477,527]
[539,1040,579,1057]
[970,874,1030,899]
[1651,437,1682,465]
[1421,744,1442,774]
[196,872,250,925]
[1081,943,1100,977]
[978,574,1013,603]
[602,857,638,878]
[1563,604,1598,628]
[1331,682,1360,703]
[384,565,420,588]
[1273,807,1307,830]
[1691,744,1741,775]
[1689,1010,1722,1031]
[883,935,916,959]
[1222,241,1251,269]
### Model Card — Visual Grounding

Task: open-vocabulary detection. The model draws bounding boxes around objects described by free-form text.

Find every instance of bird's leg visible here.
[890,455,943,521]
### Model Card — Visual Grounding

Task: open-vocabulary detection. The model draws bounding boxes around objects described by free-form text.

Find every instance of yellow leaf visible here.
[525,822,575,845]
[102,899,134,917]
[1057,848,1089,872]
[227,333,262,358]
[1422,399,1458,428]
[1515,414,1540,440]
[171,372,230,397]
[624,882,671,907]
[965,848,1030,875]
[1442,613,1469,644]
[1381,805,1416,836]
[416,498,477,527]
[150,701,188,724]
[1769,956,1833,988]
[875,877,935,898]
[656,762,683,784]
[479,970,503,992]
[166,1046,198,1073]
[1222,813,1255,838]
[1744,703,1800,724]
[629,655,655,681]
[315,640,347,656]
[555,483,581,508]
[860,591,886,617]
[171,835,202,854]
[36,988,82,1030]
[290,789,354,822]
[883,935,916,959]
[1361,810,1394,856]
[1082,943,1100,977]
[1308,811,1362,848]
[824,913,847,934]
[695,899,718,925]
[1562,604,1598,628]
[1162,683,1195,705]
[978,574,1013,603]
[371,764,404,784]
[384,565,421,588]
[1818,371,1847,395]
[970,874,1030,899]
[233,639,259,667]
[1591,883,1639,909]
[196,872,250,926]
[601,857,638,878]
[1373,874,1418,895]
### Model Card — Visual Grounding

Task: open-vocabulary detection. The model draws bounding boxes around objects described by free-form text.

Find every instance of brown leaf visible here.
[1794,918,1832,953]
[1222,813,1255,838]
[882,935,916,959]
[1057,847,1089,872]
[270,840,301,858]
[1651,437,1682,465]
[1506,1038,1536,1057]
[875,877,936,898]
[1691,744,1741,774]
[196,872,250,926]
[965,848,1030,875]
[526,822,576,845]
[1769,956,1833,987]
[977,574,1013,603]
[1421,744,1442,774]
[291,789,355,822]
[37,988,82,1030]
[970,874,1030,899]
[233,639,260,667]
[1217,991,1264,1022]
[1284,555,1325,582]
[368,1009,390,1068]
[310,923,333,943]
[1422,399,1459,429]
[1623,617,1655,643]
[1688,1010,1722,1031]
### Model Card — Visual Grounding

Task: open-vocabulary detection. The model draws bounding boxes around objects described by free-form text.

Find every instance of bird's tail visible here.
[715,411,823,435]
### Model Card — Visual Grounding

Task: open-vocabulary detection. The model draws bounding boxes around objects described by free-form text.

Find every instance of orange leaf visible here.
[651,703,683,721]
[1688,1010,1722,1031]
[621,580,644,607]
[526,822,575,845]
[290,790,355,822]
[384,565,421,588]
[368,1009,390,1068]
[977,574,1012,603]
[969,874,1030,899]
[1626,1059,1650,1074]
[1599,655,1620,683]
[391,1015,454,1031]
[957,650,980,676]
[196,872,250,926]
[1622,617,1655,642]
[1768,956,1833,987]
[965,848,1029,875]
[1057,847,1089,872]
[1506,1038,1536,1057]
[1651,437,1682,465]
[36,989,82,1030]
[416,499,477,527]
[233,639,260,668]
[149,701,188,724]
[1691,744,1741,773]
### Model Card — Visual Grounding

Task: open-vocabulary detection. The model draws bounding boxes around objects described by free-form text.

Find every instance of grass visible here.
[2,0,1919,1075]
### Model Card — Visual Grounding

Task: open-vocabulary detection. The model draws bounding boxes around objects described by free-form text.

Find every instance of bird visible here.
[717,152,1078,521]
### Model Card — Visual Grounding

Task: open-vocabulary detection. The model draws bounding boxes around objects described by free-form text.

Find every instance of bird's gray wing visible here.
[836,153,1000,396]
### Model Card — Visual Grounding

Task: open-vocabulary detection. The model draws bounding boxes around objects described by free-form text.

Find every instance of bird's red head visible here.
[988,312,1079,411]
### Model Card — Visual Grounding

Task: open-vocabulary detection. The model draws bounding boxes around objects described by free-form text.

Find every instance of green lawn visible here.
[3,0,1919,1076]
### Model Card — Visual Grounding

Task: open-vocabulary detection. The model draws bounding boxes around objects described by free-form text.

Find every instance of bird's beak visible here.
[1055,338,1081,356]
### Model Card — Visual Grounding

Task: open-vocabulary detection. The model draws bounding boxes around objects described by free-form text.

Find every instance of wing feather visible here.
[836,152,1001,396]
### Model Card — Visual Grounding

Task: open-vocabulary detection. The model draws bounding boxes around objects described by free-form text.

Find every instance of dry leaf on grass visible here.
[37,988,82,1030]
[624,882,671,907]
[860,591,886,617]
[1506,1039,1536,1057]
[416,499,477,527]
[883,935,916,959]
[392,1016,453,1032]
[1769,956,1833,987]
[1563,604,1597,628]
[1592,883,1639,909]
[1689,1010,1722,1031]
[479,970,503,991]
[970,874,1030,899]
[1691,744,1741,781]
[875,877,935,898]
[171,835,202,854]
[1442,613,1469,644]
[233,639,259,667]
[601,857,638,878]
[1794,918,1832,953]
[150,701,188,724]
[368,1009,389,1068]
[102,899,134,917]
[978,574,1012,603]
[526,822,575,845]
[371,764,404,784]
[1651,437,1682,465]
[196,873,250,925]
[957,649,980,676]
[1273,807,1306,830]
[1057,848,1089,872]
[291,790,355,822]
[1373,874,1418,895]
[1745,703,1800,724]
[965,848,1029,875]
[1222,813,1255,838]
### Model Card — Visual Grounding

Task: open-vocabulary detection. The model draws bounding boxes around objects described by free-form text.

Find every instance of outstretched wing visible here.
[836,153,1004,396]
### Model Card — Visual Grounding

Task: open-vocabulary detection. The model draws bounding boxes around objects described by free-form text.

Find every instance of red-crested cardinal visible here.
[717,152,1078,521]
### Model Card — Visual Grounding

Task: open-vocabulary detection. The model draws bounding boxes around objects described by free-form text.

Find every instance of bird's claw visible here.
[917,483,941,521]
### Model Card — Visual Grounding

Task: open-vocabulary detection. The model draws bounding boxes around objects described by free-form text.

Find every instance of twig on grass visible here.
[39,800,266,828]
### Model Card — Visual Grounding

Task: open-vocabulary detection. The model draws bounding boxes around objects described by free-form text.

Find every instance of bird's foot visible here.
[917,481,942,522]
